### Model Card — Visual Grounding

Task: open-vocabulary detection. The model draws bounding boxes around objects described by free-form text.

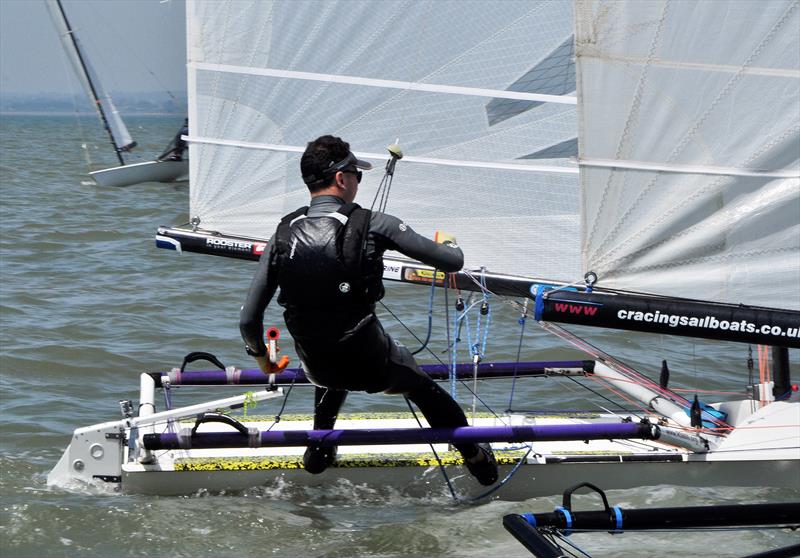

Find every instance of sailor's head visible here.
[301,135,372,199]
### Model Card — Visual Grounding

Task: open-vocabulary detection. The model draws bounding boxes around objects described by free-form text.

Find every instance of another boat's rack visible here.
[504,482,800,558]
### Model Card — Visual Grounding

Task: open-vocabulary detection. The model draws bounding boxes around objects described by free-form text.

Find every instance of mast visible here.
[52,0,126,166]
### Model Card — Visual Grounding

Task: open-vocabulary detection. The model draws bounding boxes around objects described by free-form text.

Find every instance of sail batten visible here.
[577,53,800,79]
[187,136,579,174]
[580,158,799,179]
[192,63,578,104]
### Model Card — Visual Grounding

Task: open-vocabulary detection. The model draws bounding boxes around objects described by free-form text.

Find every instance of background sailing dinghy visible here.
[46,0,187,188]
[50,0,799,498]
[87,156,187,189]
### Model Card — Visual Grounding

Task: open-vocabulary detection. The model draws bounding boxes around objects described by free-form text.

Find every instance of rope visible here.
[450,297,463,399]
[403,398,459,501]
[570,376,647,420]
[403,392,534,504]
[266,378,296,431]
[369,162,396,213]
[378,300,447,366]
[163,382,177,434]
[548,531,594,557]
[411,271,438,355]
[51,19,95,170]
[81,3,186,110]
[539,321,734,429]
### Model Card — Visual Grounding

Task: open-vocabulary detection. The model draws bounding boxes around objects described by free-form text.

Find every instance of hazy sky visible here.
[0,0,186,96]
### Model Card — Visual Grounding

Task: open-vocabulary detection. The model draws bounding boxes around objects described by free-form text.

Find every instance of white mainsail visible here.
[46,0,135,152]
[186,0,579,281]
[576,0,800,309]
[185,0,799,310]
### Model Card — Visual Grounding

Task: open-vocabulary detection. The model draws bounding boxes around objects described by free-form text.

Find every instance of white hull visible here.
[49,403,800,498]
[119,455,800,499]
[89,160,188,188]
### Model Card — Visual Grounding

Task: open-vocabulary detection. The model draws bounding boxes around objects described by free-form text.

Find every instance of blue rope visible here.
[472,306,481,358]
[460,445,533,503]
[479,305,491,357]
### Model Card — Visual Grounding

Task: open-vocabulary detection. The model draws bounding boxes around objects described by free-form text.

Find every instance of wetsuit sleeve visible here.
[239,235,279,357]
[370,212,463,272]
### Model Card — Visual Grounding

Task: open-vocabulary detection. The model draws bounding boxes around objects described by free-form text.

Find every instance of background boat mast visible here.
[53,0,125,166]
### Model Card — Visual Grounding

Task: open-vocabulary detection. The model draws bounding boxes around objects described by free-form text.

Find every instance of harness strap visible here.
[275,202,382,311]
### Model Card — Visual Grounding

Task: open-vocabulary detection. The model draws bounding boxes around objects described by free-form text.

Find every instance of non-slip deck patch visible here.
[174,449,530,472]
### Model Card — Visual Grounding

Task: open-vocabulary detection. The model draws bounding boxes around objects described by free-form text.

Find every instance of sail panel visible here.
[45,0,135,152]
[576,0,800,309]
[486,35,576,126]
[187,0,580,280]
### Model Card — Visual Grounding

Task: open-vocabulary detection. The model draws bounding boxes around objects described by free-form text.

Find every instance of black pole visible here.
[773,347,791,399]
[54,0,125,166]
[502,515,566,558]
[154,226,800,349]
[525,502,800,531]
[535,289,800,349]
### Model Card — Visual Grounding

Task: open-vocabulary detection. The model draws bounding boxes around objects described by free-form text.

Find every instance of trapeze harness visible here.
[273,202,385,342]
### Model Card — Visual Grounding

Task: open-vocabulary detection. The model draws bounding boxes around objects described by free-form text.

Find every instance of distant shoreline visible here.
[0,111,182,117]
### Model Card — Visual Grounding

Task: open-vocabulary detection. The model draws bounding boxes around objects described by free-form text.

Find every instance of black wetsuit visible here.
[159,125,188,161]
[239,195,481,462]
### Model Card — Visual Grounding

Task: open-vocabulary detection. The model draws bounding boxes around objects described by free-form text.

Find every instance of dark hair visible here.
[300,135,351,192]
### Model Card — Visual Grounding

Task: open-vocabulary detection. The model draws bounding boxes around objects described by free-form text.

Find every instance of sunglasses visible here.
[342,169,363,183]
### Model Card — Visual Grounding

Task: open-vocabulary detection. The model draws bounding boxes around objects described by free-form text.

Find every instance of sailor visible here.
[240,135,498,485]
[158,118,189,161]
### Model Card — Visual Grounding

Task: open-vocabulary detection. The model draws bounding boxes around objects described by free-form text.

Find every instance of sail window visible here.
[486,35,575,126]
[520,137,578,160]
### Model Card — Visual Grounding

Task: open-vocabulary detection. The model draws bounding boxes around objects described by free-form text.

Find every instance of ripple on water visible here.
[2,116,798,558]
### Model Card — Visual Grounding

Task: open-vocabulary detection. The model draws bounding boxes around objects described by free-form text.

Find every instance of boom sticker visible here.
[403,267,446,286]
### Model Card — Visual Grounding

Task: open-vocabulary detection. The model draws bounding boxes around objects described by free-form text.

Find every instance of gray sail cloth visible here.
[190,1,798,311]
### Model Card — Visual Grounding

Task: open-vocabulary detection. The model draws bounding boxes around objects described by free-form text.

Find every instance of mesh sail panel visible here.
[187,0,579,280]
[576,0,800,308]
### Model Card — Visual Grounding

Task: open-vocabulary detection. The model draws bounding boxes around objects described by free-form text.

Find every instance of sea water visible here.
[1,115,797,558]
